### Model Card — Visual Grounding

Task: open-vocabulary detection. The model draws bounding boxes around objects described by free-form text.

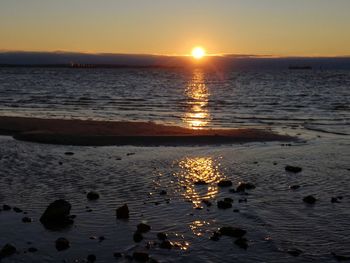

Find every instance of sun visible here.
[191,47,206,60]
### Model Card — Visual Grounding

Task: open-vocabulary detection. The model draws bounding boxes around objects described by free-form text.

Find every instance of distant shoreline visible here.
[0,64,183,69]
[0,116,293,146]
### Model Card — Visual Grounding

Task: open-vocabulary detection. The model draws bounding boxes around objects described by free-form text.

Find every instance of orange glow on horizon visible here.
[191,47,206,59]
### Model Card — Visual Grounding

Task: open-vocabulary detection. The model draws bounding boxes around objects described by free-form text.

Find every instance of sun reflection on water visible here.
[174,156,225,208]
[182,69,211,129]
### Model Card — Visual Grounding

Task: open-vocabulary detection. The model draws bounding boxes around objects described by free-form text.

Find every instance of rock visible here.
[194,180,208,185]
[239,198,247,203]
[331,197,341,203]
[236,182,256,192]
[234,237,248,250]
[285,165,302,173]
[87,254,96,262]
[303,195,317,204]
[28,247,38,253]
[217,200,232,209]
[40,199,73,229]
[219,226,246,238]
[113,252,123,258]
[55,237,70,251]
[0,243,17,259]
[159,240,172,249]
[287,248,303,257]
[133,252,149,262]
[331,252,350,261]
[64,152,74,155]
[224,198,233,203]
[157,232,167,241]
[13,207,23,213]
[22,217,33,223]
[210,231,221,241]
[159,190,167,195]
[133,231,143,243]
[116,204,129,219]
[233,209,240,213]
[137,223,151,233]
[290,185,300,190]
[202,200,212,207]
[58,161,63,165]
[218,180,233,187]
[127,152,135,156]
[87,191,100,200]
[99,236,105,242]
[3,204,11,211]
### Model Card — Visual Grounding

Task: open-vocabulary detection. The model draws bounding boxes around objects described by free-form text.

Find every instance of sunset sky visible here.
[1,0,350,56]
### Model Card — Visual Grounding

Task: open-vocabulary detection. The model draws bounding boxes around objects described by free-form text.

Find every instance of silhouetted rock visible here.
[233,209,240,213]
[13,207,23,213]
[137,223,151,233]
[218,180,233,187]
[331,252,350,261]
[236,182,256,192]
[290,185,300,190]
[87,254,96,262]
[133,231,143,243]
[303,195,316,204]
[229,189,236,193]
[210,231,221,241]
[287,248,303,257]
[55,237,70,251]
[87,191,100,200]
[235,237,248,249]
[116,204,129,219]
[98,236,105,242]
[217,200,232,209]
[202,199,212,207]
[159,240,172,249]
[22,216,33,223]
[28,247,38,253]
[157,232,167,241]
[331,197,341,203]
[219,226,246,238]
[224,198,233,203]
[0,243,16,259]
[2,204,11,211]
[285,165,302,173]
[194,180,208,185]
[159,190,167,195]
[40,199,73,229]
[133,252,149,262]
[64,152,74,155]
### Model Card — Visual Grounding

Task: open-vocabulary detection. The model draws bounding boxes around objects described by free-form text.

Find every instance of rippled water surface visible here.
[0,68,349,133]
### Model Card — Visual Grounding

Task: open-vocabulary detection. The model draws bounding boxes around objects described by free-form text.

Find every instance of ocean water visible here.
[0,67,349,134]
[0,67,349,263]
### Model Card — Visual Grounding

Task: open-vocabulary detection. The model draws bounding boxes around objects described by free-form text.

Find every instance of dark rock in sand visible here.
[290,185,300,190]
[87,191,100,200]
[0,243,17,259]
[219,226,246,238]
[285,165,302,173]
[133,252,149,262]
[217,200,232,209]
[116,204,129,219]
[331,197,341,203]
[28,247,38,253]
[217,199,233,209]
[3,204,11,211]
[236,182,256,192]
[137,223,151,233]
[218,180,233,187]
[157,232,167,241]
[64,152,74,155]
[194,180,208,185]
[287,248,303,257]
[210,231,221,241]
[13,207,23,213]
[55,237,70,251]
[159,190,167,195]
[303,195,317,204]
[159,240,172,249]
[22,216,33,223]
[87,254,96,262]
[235,237,248,250]
[331,252,350,261]
[40,199,73,229]
[133,231,143,243]
[202,199,212,207]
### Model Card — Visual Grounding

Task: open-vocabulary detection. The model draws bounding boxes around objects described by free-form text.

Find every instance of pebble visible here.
[157,232,167,241]
[137,223,151,233]
[87,191,100,200]
[87,254,96,262]
[0,243,17,258]
[64,152,74,155]
[55,237,70,251]
[285,165,302,173]
[303,195,317,204]
[116,204,129,219]
[194,180,208,185]
[22,217,33,223]
[133,231,143,243]
[2,204,11,211]
[234,237,248,250]
[218,180,233,187]
[219,226,246,238]
[290,185,301,190]
[217,200,232,209]
[159,240,172,249]
[13,207,23,213]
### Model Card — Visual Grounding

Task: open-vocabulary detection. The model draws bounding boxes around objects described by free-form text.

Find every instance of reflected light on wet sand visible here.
[182,69,211,129]
[174,157,225,208]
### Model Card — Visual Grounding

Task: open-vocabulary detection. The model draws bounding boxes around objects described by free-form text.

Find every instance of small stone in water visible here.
[159,190,167,195]
[157,232,167,241]
[22,217,33,223]
[55,237,70,251]
[290,185,300,190]
[285,165,302,173]
[0,243,17,258]
[217,200,232,209]
[28,247,38,253]
[13,207,23,213]
[87,191,100,200]
[133,231,143,243]
[3,204,11,211]
[303,195,316,204]
[116,204,129,219]
[234,237,248,250]
[137,223,151,233]
[159,240,172,249]
[219,226,246,238]
[133,252,149,262]
[218,180,233,187]
[87,254,96,262]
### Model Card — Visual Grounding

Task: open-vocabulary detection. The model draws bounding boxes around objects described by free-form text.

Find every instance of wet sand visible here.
[0,116,293,146]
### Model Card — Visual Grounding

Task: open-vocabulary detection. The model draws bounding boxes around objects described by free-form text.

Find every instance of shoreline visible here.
[0,116,294,146]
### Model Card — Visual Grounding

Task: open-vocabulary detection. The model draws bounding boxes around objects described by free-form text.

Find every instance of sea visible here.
[0,67,349,263]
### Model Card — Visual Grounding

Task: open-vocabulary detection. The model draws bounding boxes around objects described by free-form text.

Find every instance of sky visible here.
[1,0,350,56]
